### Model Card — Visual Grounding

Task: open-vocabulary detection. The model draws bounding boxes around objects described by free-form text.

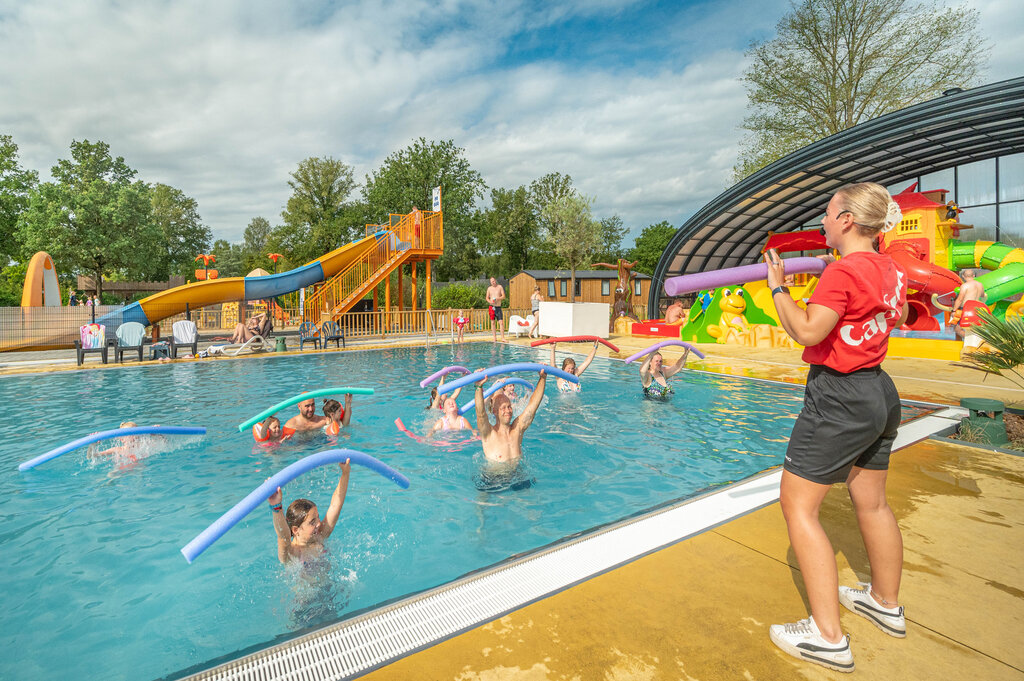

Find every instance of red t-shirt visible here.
[802,252,907,373]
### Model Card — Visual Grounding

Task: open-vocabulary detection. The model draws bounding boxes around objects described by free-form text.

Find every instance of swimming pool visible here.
[2,343,806,681]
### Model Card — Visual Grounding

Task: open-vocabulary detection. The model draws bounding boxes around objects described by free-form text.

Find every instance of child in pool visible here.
[322,395,353,436]
[427,374,463,410]
[267,460,351,565]
[254,416,292,443]
[90,421,150,462]
[429,396,475,434]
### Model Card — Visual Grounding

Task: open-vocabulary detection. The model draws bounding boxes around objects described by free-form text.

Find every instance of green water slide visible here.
[948,240,1024,304]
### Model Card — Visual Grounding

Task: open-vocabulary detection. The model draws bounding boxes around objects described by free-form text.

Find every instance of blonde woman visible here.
[764,183,909,672]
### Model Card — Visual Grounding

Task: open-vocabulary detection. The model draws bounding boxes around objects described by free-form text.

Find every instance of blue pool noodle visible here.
[458,378,535,415]
[17,426,207,471]
[180,449,409,564]
[237,387,375,432]
[437,363,578,396]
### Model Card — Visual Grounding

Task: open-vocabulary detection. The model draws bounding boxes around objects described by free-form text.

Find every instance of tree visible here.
[734,0,988,180]
[210,239,244,278]
[628,221,676,275]
[596,214,628,262]
[281,156,359,263]
[18,140,158,298]
[529,172,575,215]
[363,138,486,280]
[0,135,38,263]
[483,186,538,277]
[541,194,602,302]
[242,216,272,272]
[150,183,211,280]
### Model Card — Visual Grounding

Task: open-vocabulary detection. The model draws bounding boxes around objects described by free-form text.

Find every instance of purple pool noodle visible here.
[180,449,409,563]
[18,426,207,471]
[458,377,535,415]
[663,257,826,297]
[419,365,471,388]
[437,363,578,396]
[624,340,705,364]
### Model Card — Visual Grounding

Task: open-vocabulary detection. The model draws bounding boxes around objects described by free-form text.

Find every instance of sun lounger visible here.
[114,321,146,363]
[74,323,109,366]
[170,320,199,358]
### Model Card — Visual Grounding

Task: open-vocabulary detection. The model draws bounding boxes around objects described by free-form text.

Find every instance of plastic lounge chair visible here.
[299,322,321,351]
[170,320,199,358]
[74,323,109,365]
[114,321,146,363]
[321,320,345,349]
[232,316,275,355]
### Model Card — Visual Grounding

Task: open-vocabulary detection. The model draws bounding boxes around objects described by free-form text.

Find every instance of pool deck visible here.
[5,333,1024,679]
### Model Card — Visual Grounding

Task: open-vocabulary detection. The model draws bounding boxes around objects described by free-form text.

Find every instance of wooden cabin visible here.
[509,269,653,308]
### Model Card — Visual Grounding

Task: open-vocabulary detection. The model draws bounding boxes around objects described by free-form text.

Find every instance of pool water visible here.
[2,343,805,681]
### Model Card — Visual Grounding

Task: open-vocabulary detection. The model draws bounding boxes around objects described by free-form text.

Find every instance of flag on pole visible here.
[432,186,441,211]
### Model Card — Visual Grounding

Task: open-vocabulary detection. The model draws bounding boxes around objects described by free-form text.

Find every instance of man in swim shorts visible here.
[665,299,685,324]
[473,370,547,465]
[486,277,506,342]
[285,397,328,433]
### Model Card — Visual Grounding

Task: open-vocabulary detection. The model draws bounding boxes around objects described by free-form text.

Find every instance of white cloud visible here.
[0,0,1018,250]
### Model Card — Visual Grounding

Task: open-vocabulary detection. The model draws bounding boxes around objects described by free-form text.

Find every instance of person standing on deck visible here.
[764,182,910,673]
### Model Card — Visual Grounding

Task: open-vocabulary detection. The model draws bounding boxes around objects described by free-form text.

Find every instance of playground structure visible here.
[107,209,441,330]
[5,209,442,351]
[20,252,61,307]
[634,183,1024,353]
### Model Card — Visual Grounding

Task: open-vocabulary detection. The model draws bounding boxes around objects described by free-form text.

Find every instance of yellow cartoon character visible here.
[707,288,749,344]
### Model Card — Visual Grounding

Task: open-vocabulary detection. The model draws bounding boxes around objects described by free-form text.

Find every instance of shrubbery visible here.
[431,283,488,309]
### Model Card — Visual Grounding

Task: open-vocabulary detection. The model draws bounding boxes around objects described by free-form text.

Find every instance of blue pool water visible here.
[1,343,805,681]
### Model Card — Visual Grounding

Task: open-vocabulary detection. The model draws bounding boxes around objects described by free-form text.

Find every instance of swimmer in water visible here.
[267,460,351,565]
[474,370,547,465]
[254,416,292,443]
[429,396,475,435]
[322,395,353,436]
[285,396,328,433]
[639,349,690,398]
[549,340,599,393]
[90,421,155,461]
[427,374,463,410]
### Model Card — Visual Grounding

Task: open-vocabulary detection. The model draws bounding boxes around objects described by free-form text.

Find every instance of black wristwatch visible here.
[771,286,790,297]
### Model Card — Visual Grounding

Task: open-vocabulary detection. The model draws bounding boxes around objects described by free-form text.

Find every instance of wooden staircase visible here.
[302,209,442,325]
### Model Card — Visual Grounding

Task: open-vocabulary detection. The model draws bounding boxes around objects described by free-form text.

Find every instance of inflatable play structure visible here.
[631,183,1024,352]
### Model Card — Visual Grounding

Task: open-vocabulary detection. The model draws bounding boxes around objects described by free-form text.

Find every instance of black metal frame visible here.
[650,77,1024,313]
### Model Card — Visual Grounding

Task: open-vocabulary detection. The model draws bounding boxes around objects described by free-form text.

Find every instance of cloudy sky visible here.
[1,0,1020,245]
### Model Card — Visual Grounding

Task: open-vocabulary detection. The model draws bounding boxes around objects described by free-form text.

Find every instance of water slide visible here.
[948,240,1024,305]
[110,232,385,328]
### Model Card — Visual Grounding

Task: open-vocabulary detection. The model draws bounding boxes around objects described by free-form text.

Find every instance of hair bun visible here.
[881,201,902,233]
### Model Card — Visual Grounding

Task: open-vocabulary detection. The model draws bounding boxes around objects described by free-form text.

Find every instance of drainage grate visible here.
[178,412,954,681]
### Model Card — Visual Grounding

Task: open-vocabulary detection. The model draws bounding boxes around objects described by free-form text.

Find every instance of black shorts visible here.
[784,364,901,485]
[490,305,503,322]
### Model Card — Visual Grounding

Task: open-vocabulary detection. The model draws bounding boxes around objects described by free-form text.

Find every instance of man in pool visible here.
[473,370,547,464]
[285,397,328,434]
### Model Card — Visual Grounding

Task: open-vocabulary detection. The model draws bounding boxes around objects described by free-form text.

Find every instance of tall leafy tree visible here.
[596,214,628,262]
[0,135,38,262]
[483,185,538,277]
[210,239,244,278]
[242,216,272,272]
[628,221,676,276]
[18,140,158,297]
[529,172,575,215]
[281,156,358,263]
[150,183,211,280]
[734,0,988,180]
[541,194,602,302]
[363,138,486,280]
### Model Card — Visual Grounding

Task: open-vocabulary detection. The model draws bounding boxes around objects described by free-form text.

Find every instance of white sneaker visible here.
[839,582,906,638]
[769,616,854,673]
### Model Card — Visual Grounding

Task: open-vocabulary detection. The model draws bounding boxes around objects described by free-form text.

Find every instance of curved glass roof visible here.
[651,76,1024,309]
